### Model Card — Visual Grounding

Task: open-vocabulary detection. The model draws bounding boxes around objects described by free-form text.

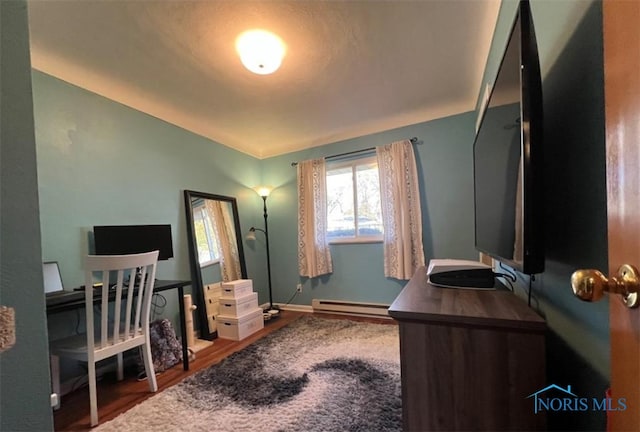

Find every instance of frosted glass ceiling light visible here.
[236,30,286,75]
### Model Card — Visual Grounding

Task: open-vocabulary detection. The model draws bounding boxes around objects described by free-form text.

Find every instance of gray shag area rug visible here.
[96,315,401,432]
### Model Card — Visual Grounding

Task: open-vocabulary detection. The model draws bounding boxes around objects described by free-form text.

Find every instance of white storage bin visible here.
[207,313,217,332]
[221,279,253,298]
[217,308,264,341]
[205,282,222,299]
[205,296,220,317]
[219,292,259,317]
[204,282,222,316]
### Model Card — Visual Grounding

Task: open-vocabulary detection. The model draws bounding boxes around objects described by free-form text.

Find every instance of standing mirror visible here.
[183,190,247,339]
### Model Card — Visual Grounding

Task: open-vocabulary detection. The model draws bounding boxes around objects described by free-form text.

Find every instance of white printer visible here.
[427,259,495,289]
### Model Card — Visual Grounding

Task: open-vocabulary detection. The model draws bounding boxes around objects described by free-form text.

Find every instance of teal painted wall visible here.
[478,1,608,430]
[32,71,269,339]
[0,1,54,430]
[260,112,478,306]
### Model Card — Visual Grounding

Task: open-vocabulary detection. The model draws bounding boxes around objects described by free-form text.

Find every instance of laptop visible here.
[43,261,66,296]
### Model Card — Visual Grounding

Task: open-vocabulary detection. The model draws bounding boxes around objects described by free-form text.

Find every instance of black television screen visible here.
[93,224,174,261]
[473,0,544,275]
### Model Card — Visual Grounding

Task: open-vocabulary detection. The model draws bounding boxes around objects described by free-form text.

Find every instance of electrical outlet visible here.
[296,284,303,293]
[50,393,59,408]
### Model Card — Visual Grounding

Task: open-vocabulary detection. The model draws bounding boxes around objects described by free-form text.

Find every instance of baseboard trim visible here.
[262,301,393,319]
[259,302,313,313]
[276,303,313,313]
[312,299,392,318]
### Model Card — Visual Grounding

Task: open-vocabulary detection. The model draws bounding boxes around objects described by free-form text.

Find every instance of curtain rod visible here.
[290,137,419,167]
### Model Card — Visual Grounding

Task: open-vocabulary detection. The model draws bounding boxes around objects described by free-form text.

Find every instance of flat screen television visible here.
[93,224,174,261]
[473,0,544,275]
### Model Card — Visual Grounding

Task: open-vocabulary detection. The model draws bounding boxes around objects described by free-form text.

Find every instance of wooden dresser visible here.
[388,266,546,431]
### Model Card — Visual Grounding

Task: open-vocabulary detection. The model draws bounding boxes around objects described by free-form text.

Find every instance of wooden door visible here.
[604,0,640,429]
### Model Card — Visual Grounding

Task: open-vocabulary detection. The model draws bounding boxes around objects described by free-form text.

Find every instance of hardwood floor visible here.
[53,311,395,431]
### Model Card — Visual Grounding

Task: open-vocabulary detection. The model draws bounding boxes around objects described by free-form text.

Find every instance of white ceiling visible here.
[27,0,500,159]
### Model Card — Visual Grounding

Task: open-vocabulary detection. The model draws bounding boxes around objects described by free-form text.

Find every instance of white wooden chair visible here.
[50,251,159,426]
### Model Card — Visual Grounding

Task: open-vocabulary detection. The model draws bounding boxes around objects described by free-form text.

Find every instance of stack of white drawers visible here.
[216,279,264,341]
[203,282,222,333]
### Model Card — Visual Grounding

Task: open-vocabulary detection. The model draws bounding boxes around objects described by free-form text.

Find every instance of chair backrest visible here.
[83,251,159,350]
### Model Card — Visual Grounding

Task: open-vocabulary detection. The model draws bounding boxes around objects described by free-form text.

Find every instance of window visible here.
[192,204,220,266]
[326,156,383,243]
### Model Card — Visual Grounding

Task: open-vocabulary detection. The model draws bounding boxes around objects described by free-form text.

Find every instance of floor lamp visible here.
[247,186,279,317]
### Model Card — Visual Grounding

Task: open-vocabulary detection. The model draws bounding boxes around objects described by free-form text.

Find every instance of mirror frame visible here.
[183,190,247,339]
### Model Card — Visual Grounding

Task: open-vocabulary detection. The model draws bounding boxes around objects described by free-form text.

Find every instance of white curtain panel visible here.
[206,200,242,281]
[297,158,333,278]
[376,139,425,280]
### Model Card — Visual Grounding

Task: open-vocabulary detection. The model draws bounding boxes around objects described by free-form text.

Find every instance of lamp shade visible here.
[246,230,257,241]
[254,186,273,197]
[236,30,286,75]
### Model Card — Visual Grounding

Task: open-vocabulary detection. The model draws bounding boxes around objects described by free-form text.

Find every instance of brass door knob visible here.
[571,264,640,308]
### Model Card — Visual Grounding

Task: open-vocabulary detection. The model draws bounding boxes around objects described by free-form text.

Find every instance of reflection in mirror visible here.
[183,190,247,339]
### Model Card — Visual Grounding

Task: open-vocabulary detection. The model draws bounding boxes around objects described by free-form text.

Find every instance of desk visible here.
[388,267,546,431]
[46,279,192,371]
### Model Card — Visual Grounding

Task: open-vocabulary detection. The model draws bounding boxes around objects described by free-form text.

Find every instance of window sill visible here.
[200,259,220,269]
[329,237,383,245]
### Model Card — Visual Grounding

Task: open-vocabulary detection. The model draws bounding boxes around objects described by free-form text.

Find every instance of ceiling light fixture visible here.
[235,30,286,75]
